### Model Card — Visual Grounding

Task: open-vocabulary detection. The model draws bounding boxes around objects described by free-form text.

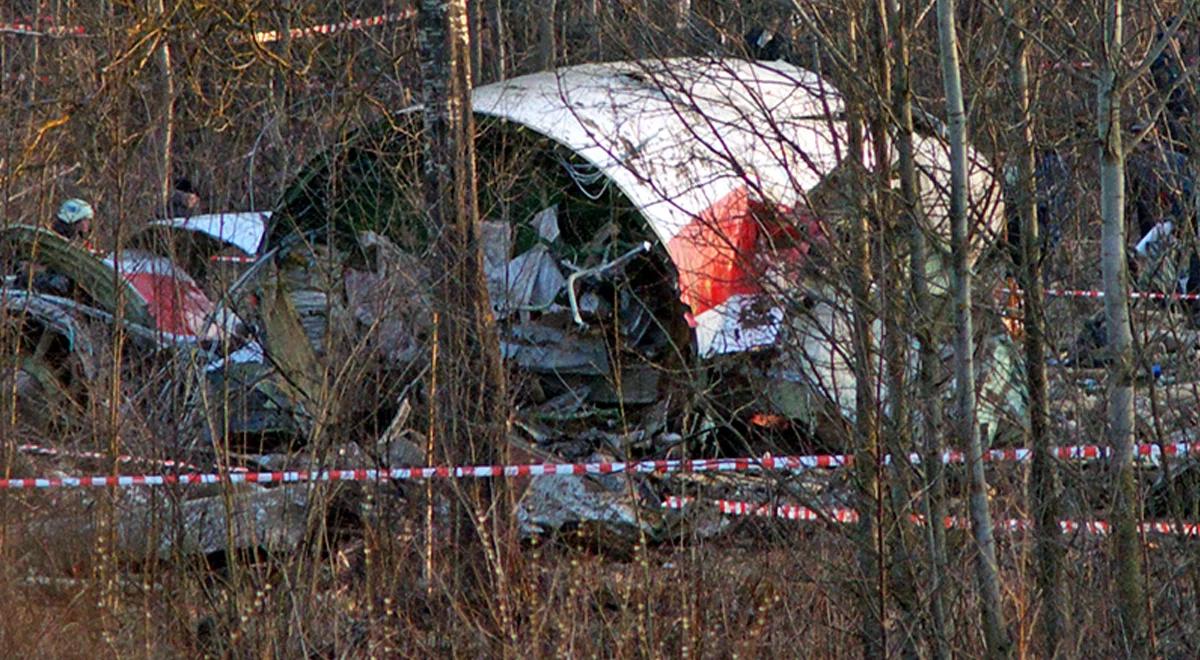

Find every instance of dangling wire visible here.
[555,152,611,201]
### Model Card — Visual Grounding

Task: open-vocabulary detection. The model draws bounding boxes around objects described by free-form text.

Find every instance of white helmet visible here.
[57,199,94,225]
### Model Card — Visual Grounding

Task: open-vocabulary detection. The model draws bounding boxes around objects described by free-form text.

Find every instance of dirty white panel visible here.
[149,211,270,256]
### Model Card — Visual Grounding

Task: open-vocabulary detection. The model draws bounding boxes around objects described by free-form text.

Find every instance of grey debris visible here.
[501,335,609,375]
[344,267,428,365]
[29,485,310,559]
[530,205,561,243]
[238,442,378,471]
[577,291,611,321]
[508,322,568,345]
[481,220,513,276]
[578,364,660,405]
[489,244,567,318]
[516,471,658,543]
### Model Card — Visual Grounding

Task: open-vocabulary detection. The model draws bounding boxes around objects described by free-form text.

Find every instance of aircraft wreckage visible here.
[1,58,1025,554]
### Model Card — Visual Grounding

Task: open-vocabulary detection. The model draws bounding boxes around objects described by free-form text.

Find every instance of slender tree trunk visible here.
[418,0,510,615]
[1098,1,1147,651]
[486,0,506,81]
[273,0,292,191]
[589,0,602,57]
[534,0,557,71]
[153,0,174,213]
[889,0,950,656]
[844,12,887,657]
[872,4,921,657]
[1003,0,1063,653]
[29,0,42,105]
[468,0,483,85]
[674,0,691,32]
[936,0,1012,655]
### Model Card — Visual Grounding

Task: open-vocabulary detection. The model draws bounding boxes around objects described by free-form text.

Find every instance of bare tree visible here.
[1002,0,1063,653]
[937,0,1012,654]
[842,10,887,655]
[468,0,483,84]
[1098,0,1147,649]
[869,3,924,656]
[534,0,557,70]
[152,0,174,213]
[888,0,950,655]
[418,0,510,607]
[486,0,506,81]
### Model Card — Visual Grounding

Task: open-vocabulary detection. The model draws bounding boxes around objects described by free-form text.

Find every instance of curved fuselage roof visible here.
[472,58,1002,356]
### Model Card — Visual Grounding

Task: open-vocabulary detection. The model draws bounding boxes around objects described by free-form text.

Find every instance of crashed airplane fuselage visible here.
[466,58,1009,426]
[233,55,1022,453]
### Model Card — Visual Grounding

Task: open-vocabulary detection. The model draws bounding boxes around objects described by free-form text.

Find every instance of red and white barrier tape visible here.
[1005,287,1200,302]
[0,457,786,490]
[663,496,1200,537]
[2,10,413,42]
[1039,60,1096,72]
[17,443,203,472]
[209,254,257,264]
[16,443,250,473]
[808,443,1179,467]
[939,441,1200,465]
[2,441,1198,490]
[249,10,415,44]
[0,20,84,37]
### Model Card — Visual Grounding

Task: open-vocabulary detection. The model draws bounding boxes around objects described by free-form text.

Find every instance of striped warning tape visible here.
[249,10,415,44]
[1039,60,1096,72]
[662,496,1200,537]
[0,20,85,37]
[0,457,784,490]
[18,443,203,472]
[941,442,1200,465]
[16,443,249,473]
[1,10,414,42]
[1004,287,1200,302]
[209,254,257,264]
[1,441,1198,490]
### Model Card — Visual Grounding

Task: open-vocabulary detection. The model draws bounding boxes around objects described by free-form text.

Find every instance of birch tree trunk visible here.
[1003,0,1063,653]
[936,0,1012,655]
[418,0,511,609]
[889,0,950,655]
[272,0,292,190]
[153,0,174,213]
[29,0,42,104]
[1098,0,1147,650]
